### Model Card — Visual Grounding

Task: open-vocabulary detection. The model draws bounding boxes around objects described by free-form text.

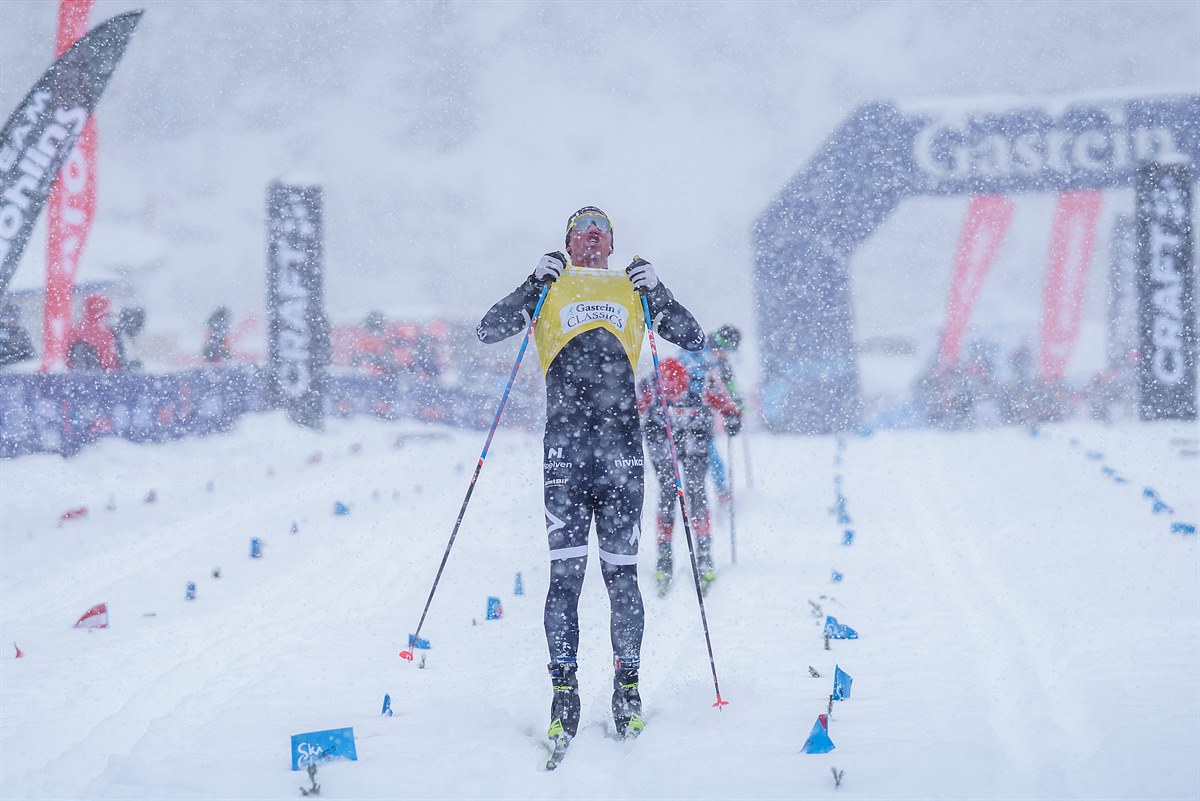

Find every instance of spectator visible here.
[114,306,146,371]
[66,293,120,372]
[0,303,35,368]
[202,306,232,364]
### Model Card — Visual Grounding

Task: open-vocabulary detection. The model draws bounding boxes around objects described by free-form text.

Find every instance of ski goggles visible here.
[566,213,612,236]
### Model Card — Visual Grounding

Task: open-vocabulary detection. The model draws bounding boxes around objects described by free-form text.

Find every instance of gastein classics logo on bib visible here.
[561,301,629,333]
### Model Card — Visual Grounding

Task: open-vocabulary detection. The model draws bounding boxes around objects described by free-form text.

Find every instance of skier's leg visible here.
[645,424,675,592]
[543,433,591,739]
[709,438,729,502]
[682,427,717,588]
[594,434,646,736]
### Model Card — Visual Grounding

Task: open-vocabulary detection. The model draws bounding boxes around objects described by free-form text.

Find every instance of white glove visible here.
[533,252,567,284]
[626,257,659,292]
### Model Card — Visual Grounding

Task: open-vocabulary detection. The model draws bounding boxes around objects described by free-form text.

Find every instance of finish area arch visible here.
[752,94,1199,433]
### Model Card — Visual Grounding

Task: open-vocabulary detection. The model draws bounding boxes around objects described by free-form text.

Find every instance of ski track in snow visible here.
[1,414,1197,799]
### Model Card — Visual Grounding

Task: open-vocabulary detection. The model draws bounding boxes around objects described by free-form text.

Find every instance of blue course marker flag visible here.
[290,727,358,770]
[833,665,853,700]
[824,616,859,640]
[381,693,393,716]
[802,714,835,754]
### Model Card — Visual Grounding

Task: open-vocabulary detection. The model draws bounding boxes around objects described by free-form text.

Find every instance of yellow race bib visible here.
[534,266,645,375]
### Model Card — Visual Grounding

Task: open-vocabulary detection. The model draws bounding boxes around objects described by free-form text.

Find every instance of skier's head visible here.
[82,293,111,322]
[709,324,741,353]
[565,206,614,265]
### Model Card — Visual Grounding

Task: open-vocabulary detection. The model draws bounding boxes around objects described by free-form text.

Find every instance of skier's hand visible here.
[626,258,659,293]
[533,252,567,285]
[725,411,742,437]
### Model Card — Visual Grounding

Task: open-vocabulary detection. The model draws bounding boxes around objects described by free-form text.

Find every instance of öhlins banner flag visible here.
[0,10,142,298]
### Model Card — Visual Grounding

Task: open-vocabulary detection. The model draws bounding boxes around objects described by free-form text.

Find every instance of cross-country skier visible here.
[679,323,745,505]
[477,206,703,761]
[638,351,741,597]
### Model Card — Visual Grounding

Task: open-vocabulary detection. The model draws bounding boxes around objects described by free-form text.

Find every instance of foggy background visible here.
[1,0,1197,385]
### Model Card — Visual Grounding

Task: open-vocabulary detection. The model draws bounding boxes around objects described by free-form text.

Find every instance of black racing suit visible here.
[477,273,703,667]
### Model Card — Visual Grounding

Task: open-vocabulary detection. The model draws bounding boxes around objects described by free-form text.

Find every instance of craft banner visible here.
[936,195,1015,367]
[1038,191,1103,379]
[1135,162,1196,420]
[41,0,97,371]
[0,10,141,298]
[266,181,330,430]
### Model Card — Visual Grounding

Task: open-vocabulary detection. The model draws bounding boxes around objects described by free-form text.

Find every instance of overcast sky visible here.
[1,0,1196,363]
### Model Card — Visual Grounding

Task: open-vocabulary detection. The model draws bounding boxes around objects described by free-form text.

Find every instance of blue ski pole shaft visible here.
[640,290,728,708]
[401,284,550,658]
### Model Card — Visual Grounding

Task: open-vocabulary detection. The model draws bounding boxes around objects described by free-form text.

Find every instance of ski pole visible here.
[727,432,737,565]
[743,428,754,490]
[400,283,551,661]
[639,286,729,709]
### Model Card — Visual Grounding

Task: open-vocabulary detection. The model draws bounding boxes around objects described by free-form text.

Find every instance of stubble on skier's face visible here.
[567,221,613,269]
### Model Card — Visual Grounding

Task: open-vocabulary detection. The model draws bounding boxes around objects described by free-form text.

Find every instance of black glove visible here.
[626,257,659,293]
[725,412,742,437]
[532,252,567,285]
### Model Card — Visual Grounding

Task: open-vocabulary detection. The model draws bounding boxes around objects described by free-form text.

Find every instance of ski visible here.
[545,735,570,770]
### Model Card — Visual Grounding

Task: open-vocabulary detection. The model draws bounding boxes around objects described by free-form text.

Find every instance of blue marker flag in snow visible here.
[831,570,843,583]
[1143,487,1158,498]
[824,616,859,639]
[1152,499,1174,515]
[290,727,357,770]
[486,596,503,620]
[334,501,350,516]
[833,665,853,700]
[1172,522,1196,535]
[842,529,855,545]
[514,571,524,596]
[801,714,835,754]
[407,633,430,650]
[381,694,393,716]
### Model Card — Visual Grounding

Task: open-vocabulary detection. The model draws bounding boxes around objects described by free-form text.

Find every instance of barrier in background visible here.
[0,368,510,458]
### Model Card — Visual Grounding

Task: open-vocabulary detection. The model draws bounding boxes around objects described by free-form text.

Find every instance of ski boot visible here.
[546,661,579,769]
[611,659,646,740]
[696,535,717,596]
[654,547,672,598]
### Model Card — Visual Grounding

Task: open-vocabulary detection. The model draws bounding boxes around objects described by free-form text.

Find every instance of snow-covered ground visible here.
[1,413,1197,799]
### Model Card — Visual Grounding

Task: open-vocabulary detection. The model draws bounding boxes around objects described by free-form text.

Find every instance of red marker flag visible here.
[73,602,108,629]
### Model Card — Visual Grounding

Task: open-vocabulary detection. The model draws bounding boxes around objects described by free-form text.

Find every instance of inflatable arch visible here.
[753,94,1199,433]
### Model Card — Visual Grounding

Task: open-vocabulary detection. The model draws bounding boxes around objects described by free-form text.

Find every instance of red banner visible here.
[1038,191,1103,380]
[40,0,96,372]
[936,195,1015,368]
